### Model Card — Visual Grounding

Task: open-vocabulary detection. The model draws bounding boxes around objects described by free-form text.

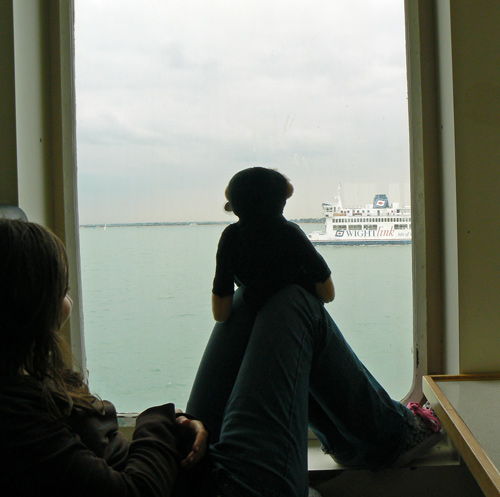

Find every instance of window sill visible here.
[118,413,460,475]
[308,434,460,480]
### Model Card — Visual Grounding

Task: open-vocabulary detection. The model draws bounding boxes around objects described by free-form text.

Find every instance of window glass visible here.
[75,0,412,412]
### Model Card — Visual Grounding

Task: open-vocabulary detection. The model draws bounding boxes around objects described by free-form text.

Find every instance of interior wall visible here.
[435,0,460,374]
[1,0,86,372]
[440,0,500,373]
[0,1,19,206]
[13,1,53,225]
[453,0,500,373]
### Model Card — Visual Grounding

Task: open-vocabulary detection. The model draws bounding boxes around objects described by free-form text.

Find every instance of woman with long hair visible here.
[0,219,207,497]
[0,219,94,416]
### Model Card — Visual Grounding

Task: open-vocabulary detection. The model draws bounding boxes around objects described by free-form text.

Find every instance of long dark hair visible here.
[0,219,101,417]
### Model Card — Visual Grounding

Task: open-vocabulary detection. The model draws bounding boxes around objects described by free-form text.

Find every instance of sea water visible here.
[79,223,413,413]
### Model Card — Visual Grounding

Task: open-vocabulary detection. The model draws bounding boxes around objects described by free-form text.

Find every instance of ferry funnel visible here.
[373,194,390,209]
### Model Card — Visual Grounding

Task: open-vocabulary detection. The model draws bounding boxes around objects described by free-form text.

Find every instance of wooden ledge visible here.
[424,373,500,497]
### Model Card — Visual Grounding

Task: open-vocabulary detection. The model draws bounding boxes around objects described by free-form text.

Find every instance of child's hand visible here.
[315,276,335,303]
[175,410,208,470]
[212,294,233,323]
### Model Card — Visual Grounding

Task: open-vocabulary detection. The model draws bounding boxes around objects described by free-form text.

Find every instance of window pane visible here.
[76,0,412,412]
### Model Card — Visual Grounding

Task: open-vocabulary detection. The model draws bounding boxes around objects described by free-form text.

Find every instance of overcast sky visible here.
[75,0,410,224]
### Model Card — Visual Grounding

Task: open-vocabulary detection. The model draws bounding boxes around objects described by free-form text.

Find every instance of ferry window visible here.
[75,0,412,412]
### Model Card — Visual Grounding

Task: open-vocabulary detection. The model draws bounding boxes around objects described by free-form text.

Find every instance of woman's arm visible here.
[2,402,183,497]
[315,275,335,303]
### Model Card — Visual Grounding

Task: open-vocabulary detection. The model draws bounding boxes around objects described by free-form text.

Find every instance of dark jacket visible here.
[0,380,182,497]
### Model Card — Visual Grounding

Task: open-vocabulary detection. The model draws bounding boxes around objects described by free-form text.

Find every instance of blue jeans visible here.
[187,285,413,497]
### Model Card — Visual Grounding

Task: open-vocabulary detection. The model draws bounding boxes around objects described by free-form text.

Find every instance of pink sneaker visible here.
[407,402,441,432]
[393,402,442,467]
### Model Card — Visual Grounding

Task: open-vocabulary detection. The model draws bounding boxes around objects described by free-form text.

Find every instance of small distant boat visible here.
[308,193,411,245]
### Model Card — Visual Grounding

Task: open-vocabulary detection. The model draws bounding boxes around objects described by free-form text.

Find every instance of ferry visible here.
[308,194,411,245]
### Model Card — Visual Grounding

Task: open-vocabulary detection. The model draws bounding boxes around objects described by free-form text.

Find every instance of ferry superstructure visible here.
[308,194,411,245]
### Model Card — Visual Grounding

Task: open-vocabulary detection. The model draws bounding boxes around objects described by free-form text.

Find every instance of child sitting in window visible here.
[212,167,334,322]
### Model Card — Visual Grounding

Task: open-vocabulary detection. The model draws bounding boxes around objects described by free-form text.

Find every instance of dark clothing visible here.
[188,286,414,497]
[0,286,417,497]
[212,216,331,309]
[0,380,182,497]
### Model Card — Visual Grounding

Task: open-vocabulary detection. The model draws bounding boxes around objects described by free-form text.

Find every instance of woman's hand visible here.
[175,411,208,470]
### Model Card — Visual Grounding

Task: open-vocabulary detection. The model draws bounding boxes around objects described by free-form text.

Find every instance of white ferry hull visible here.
[308,231,411,246]
[308,193,411,246]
